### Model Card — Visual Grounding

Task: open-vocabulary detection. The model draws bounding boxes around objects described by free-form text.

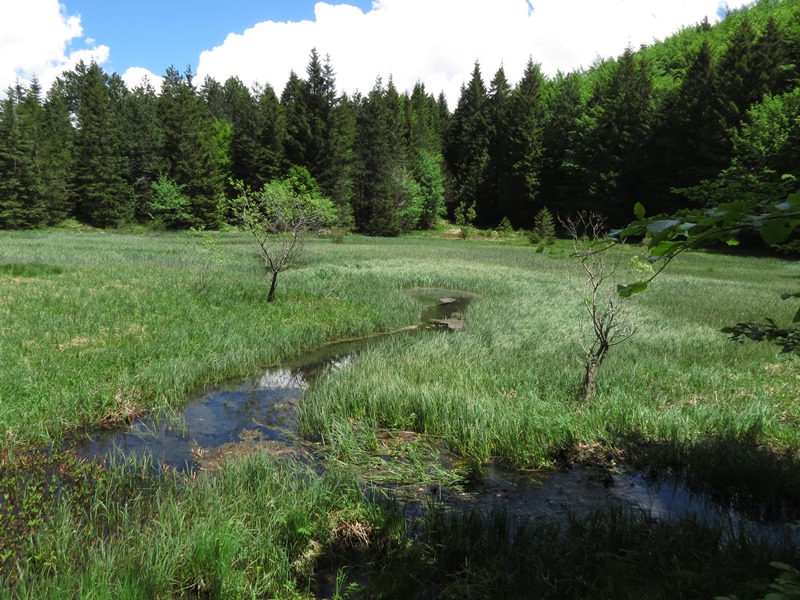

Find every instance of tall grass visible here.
[1,231,798,596]
[300,240,798,466]
[1,451,387,598]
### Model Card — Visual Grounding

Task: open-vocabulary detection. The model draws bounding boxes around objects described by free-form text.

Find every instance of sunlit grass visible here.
[1,230,798,597]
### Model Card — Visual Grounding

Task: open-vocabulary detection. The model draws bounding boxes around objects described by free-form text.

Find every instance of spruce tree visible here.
[121,79,165,221]
[158,66,224,228]
[351,79,399,235]
[444,62,489,222]
[479,65,513,226]
[0,85,35,228]
[64,62,133,227]
[505,59,546,227]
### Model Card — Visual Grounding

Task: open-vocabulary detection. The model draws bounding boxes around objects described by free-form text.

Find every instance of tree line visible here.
[1,0,798,235]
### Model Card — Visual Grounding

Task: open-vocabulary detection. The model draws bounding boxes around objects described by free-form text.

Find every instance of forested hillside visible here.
[1,0,798,234]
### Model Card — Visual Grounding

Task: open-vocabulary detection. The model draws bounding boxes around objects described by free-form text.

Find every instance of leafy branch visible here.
[609,191,800,354]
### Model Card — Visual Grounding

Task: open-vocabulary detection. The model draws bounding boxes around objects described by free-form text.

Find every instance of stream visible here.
[74,288,799,544]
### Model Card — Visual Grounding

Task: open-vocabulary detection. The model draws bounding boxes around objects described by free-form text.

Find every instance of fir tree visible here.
[64,62,133,227]
[158,66,224,228]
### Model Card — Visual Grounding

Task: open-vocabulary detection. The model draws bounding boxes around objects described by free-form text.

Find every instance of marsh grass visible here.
[366,503,800,599]
[0,451,390,598]
[2,230,799,596]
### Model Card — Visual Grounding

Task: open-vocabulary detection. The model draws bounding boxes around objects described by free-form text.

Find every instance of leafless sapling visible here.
[562,212,637,402]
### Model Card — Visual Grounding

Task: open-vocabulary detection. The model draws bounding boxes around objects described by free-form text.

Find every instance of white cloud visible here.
[196,0,755,105]
[0,0,109,93]
[121,67,164,92]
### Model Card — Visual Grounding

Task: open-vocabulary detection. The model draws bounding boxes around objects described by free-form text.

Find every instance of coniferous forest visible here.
[1,0,799,236]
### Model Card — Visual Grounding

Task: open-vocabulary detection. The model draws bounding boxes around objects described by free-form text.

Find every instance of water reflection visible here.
[75,289,470,472]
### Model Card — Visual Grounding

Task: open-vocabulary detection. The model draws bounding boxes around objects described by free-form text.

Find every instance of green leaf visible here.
[646,219,679,234]
[633,202,645,220]
[761,219,793,245]
[618,281,648,297]
[650,240,683,257]
[726,237,740,246]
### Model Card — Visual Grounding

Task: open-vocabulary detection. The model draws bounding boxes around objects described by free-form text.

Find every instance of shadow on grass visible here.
[619,427,800,522]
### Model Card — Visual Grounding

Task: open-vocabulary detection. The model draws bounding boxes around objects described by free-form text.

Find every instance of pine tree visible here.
[505,59,546,227]
[540,71,585,216]
[252,83,283,188]
[121,78,165,221]
[650,39,729,212]
[479,65,513,226]
[568,48,654,224]
[158,66,224,228]
[41,81,74,223]
[444,62,489,222]
[280,70,311,171]
[0,85,36,228]
[717,16,761,131]
[351,79,399,235]
[62,62,133,227]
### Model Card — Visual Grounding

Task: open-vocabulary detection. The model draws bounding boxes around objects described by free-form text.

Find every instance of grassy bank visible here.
[1,230,798,597]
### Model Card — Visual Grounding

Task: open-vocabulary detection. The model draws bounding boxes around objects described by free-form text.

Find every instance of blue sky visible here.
[62,0,374,77]
[2,0,755,103]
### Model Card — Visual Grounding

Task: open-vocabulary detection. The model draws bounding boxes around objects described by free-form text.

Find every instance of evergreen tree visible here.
[121,79,165,221]
[280,70,311,171]
[540,71,585,216]
[717,16,761,131]
[754,15,791,96]
[505,59,546,227]
[280,50,348,204]
[158,66,224,228]
[568,48,654,224]
[407,81,443,155]
[479,65,513,226]
[226,77,262,191]
[444,62,489,221]
[0,84,39,228]
[351,79,399,235]
[41,81,74,223]
[651,38,729,212]
[254,84,284,186]
[62,62,133,227]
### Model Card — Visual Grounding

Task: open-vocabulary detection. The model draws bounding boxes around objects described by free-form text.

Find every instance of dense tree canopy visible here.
[1,0,798,237]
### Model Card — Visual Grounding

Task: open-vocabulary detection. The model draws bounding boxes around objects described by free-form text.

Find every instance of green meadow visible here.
[1,231,799,598]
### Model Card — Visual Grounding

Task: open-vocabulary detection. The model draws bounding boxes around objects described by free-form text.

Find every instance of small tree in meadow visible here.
[529,206,556,244]
[234,178,335,302]
[455,201,477,239]
[148,176,192,229]
[563,212,636,402]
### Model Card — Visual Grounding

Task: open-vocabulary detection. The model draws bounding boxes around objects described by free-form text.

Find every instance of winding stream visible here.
[75,289,471,471]
[74,288,799,544]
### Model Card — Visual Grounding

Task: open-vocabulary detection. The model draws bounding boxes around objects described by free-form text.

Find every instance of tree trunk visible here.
[581,342,608,402]
[267,271,279,302]
[581,358,599,403]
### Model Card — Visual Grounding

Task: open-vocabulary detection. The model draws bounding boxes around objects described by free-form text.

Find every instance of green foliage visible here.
[496,216,514,235]
[234,178,336,301]
[454,200,477,239]
[529,206,556,244]
[413,149,447,230]
[158,66,225,229]
[148,176,192,229]
[614,191,800,353]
